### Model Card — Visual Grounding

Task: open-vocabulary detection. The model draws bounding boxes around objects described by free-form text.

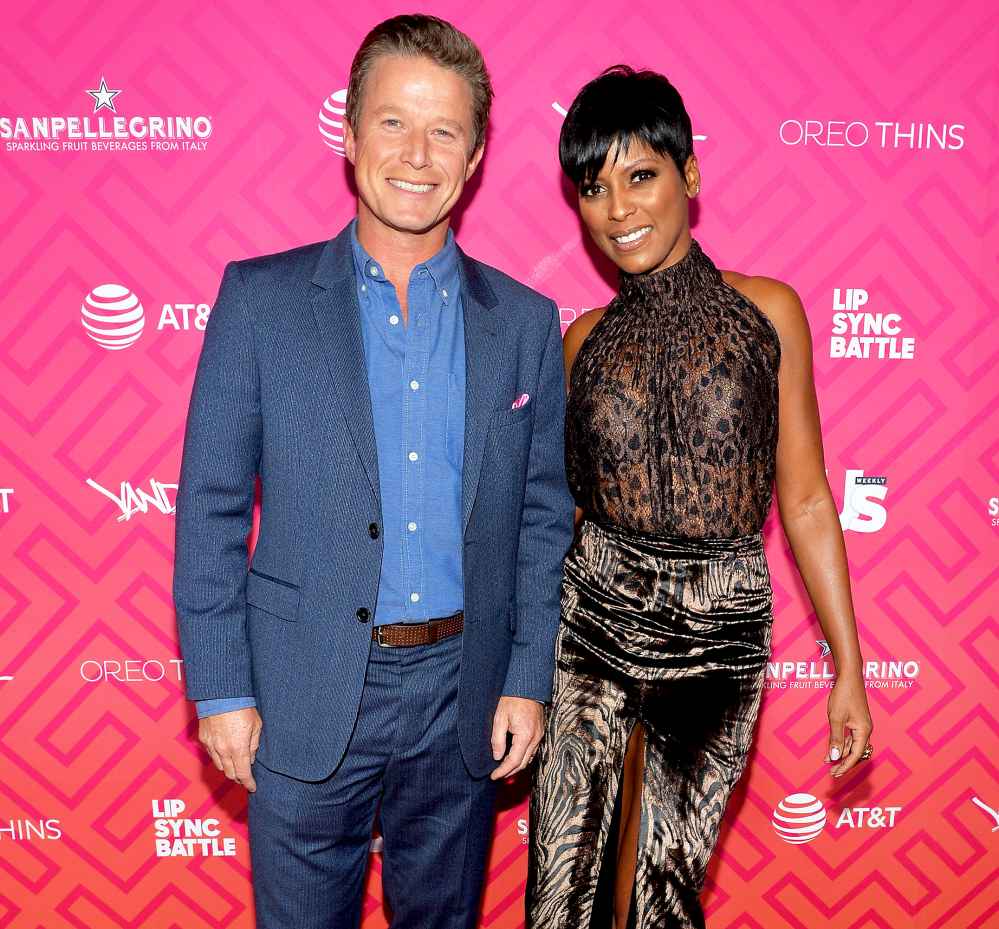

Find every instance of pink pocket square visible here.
[512,393,530,410]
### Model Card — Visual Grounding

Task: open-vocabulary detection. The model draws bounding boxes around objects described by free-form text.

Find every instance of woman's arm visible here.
[562,308,606,528]
[731,273,874,779]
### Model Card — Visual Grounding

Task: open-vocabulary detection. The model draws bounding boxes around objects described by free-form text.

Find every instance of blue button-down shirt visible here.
[196,220,466,717]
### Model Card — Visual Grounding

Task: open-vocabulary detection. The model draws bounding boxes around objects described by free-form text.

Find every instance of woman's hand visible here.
[825,671,873,777]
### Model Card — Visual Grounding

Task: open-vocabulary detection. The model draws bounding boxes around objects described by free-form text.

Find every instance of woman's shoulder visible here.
[720,270,812,353]
[563,306,609,371]
[564,306,608,348]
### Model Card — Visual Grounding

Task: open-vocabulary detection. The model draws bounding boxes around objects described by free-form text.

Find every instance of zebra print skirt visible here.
[527,518,773,929]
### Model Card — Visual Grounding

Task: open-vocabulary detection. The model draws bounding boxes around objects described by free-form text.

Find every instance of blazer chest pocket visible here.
[246,568,301,622]
[494,402,532,429]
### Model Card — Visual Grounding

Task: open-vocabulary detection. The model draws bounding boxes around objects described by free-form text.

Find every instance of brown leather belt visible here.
[371,611,464,647]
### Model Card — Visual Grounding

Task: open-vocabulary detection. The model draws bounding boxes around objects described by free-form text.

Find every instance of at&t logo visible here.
[318,88,348,156]
[82,284,213,351]
[772,793,901,845]
[82,284,145,350]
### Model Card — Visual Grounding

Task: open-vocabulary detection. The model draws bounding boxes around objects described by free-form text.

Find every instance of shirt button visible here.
[441,288,448,298]
[410,592,420,603]
[408,451,418,462]
[410,380,420,391]
[389,314,399,326]
[368,522,379,539]
[407,521,417,532]
[356,607,370,623]
[361,284,366,292]
[370,266,379,277]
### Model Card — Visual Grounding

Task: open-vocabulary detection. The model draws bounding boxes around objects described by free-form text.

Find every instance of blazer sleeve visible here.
[502,299,575,702]
[173,261,261,701]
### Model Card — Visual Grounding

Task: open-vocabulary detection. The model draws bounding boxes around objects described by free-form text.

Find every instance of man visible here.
[173,13,574,929]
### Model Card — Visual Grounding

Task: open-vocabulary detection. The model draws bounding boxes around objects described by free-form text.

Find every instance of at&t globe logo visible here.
[772,793,827,845]
[772,792,902,846]
[318,88,348,156]
[81,284,145,350]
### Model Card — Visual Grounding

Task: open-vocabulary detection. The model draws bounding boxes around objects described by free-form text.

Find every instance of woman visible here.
[528,66,874,929]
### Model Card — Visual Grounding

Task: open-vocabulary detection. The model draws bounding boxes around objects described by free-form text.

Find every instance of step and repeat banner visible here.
[1,1,997,926]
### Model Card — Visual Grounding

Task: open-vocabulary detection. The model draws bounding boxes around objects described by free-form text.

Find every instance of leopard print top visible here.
[566,238,781,539]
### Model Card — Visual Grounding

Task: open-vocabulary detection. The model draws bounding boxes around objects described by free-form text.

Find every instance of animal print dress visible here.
[527,239,781,929]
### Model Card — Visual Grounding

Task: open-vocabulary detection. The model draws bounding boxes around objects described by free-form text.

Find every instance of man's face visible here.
[345,55,484,237]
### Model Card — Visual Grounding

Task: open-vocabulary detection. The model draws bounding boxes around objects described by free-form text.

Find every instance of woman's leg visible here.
[527,659,632,929]
[613,721,645,929]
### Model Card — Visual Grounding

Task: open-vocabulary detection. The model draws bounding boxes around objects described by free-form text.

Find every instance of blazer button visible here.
[356,607,370,623]
[368,522,380,539]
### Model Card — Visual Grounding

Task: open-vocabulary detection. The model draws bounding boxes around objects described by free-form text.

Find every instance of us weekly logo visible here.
[2,76,212,153]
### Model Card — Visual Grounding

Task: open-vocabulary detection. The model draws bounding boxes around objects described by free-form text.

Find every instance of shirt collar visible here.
[348,217,459,303]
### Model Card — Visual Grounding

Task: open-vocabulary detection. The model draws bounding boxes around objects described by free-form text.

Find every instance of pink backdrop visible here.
[1,1,997,926]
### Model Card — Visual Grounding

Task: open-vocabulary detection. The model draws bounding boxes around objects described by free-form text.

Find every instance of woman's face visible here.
[577,137,699,276]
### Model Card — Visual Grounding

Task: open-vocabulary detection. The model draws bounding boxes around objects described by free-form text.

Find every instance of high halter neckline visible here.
[616,238,721,308]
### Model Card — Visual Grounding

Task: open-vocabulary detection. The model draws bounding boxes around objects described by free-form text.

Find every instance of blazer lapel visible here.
[309,226,380,507]
[458,248,502,532]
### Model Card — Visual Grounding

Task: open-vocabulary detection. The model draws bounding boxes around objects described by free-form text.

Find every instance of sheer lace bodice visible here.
[565,239,781,539]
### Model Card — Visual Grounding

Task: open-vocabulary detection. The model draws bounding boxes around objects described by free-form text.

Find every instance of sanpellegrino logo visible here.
[766,640,919,691]
[2,76,212,153]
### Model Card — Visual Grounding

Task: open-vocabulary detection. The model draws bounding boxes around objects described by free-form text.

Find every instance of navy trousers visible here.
[248,632,498,929]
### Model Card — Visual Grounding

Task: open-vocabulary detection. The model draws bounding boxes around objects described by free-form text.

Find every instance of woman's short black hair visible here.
[559,65,693,190]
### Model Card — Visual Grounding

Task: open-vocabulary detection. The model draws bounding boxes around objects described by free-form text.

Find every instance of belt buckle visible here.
[374,625,406,648]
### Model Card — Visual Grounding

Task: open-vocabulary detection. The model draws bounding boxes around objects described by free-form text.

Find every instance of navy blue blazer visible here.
[173,223,575,781]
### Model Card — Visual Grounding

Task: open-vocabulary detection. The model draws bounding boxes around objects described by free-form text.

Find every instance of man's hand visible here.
[199,707,262,792]
[490,696,544,781]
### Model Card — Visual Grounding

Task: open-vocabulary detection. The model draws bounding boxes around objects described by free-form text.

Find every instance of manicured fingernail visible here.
[830,747,841,760]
